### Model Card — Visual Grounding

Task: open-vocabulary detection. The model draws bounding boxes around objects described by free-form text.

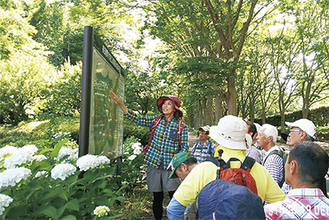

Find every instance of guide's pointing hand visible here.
[109,90,121,105]
[109,90,128,114]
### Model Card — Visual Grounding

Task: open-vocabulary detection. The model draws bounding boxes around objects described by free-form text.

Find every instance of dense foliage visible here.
[0,136,146,219]
[1,0,328,128]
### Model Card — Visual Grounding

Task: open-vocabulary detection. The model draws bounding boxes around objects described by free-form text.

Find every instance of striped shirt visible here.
[125,109,188,169]
[191,140,216,163]
[246,144,262,163]
[262,146,284,185]
[264,188,329,219]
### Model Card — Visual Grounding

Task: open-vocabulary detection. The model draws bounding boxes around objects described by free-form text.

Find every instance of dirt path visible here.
[188,131,199,150]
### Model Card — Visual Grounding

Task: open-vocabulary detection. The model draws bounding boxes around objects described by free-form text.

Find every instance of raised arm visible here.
[109,90,128,114]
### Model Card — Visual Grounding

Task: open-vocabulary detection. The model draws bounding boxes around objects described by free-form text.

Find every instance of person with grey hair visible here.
[264,142,329,219]
[257,124,284,186]
[285,119,316,148]
[281,118,317,195]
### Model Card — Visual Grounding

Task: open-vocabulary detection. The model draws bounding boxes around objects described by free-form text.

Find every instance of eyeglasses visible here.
[199,131,209,135]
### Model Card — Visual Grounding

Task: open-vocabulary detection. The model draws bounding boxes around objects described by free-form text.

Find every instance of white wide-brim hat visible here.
[209,115,250,150]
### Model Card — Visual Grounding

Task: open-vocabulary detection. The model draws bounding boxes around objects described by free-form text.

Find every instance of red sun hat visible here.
[157,95,183,117]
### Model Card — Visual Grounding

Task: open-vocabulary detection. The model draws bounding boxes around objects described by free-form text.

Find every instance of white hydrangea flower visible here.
[133,147,142,155]
[0,194,13,215]
[93,205,110,217]
[0,167,32,189]
[124,152,129,155]
[4,152,33,169]
[0,145,38,159]
[21,145,38,155]
[76,154,110,171]
[32,155,47,162]
[97,156,110,164]
[51,164,76,180]
[131,142,142,150]
[0,145,18,158]
[57,147,78,161]
[128,155,137,161]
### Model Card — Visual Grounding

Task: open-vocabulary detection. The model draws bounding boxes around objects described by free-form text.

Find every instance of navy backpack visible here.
[198,179,265,220]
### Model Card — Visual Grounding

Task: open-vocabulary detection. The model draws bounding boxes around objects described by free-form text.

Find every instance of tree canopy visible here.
[0,0,328,129]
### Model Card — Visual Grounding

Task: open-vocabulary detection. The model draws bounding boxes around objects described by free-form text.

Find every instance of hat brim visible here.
[157,97,183,117]
[285,122,294,127]
[209,126,248,150]
[168,168,177,179]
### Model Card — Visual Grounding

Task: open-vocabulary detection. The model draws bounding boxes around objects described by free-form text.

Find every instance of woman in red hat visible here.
[109,91,188,220]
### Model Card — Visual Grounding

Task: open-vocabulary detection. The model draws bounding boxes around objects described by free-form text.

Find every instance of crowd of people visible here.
[109,91,329,220]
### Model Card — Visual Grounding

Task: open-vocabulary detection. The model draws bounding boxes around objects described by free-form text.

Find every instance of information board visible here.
[79,26,125,158]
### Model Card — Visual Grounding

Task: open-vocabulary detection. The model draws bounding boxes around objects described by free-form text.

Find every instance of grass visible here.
[110,187,171,219]
[0,117,80,149]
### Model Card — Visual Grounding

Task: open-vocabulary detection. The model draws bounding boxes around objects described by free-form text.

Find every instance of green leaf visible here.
[51,138,69,158]
[94,197,110,206]
[102,189,114,196]
[94,174,114,181]
[30,160,52,173]
[57,206,66,219]
[61,215,77,220]
[66,199,80,212]
[39,205,57,219]
[68,178,85,188]
[38,148,53,155]
[116,196,125,203]
[41,187,66,202]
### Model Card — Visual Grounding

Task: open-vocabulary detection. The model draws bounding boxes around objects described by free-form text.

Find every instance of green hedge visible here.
[255,106,329,127]
[123,119,149,146]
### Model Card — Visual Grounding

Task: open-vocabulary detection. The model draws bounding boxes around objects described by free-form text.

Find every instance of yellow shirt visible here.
[174,146,285,206]
[174,161,218,207]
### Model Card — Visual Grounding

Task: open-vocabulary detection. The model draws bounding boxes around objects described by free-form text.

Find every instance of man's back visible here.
[174,146,285,205]
[264,188,329,219]
[215,146,285,203]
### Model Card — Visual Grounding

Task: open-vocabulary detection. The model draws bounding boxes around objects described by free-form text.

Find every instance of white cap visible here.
[199,125,211,132]
[209,115,250,150]
[254,123,261,132]
[285,119,316,139]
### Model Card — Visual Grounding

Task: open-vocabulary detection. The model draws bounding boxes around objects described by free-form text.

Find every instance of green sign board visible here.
[79,26,125,158]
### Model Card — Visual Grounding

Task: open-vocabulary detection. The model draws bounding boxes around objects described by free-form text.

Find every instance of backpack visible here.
[143,116,184,153]
[207,150,258,195]
[198,179,265,220]
[262,147,288,187]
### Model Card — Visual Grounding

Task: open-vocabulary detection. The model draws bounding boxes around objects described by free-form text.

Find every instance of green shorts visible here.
[147,166,181,192]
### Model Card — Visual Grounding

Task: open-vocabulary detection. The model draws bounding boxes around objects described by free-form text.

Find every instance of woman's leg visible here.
[153,191,164,220]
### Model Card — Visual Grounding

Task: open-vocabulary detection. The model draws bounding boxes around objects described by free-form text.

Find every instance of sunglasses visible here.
[199,131,209,135]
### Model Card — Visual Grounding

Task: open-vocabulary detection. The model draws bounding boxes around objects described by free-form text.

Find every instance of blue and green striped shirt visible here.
[125,109,189,169]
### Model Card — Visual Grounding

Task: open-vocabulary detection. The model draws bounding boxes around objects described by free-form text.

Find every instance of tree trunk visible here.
[226,76,237,116]
[249,96,255,122]
[215,96,223,124]
[280,111,286,134]
[205,96,213,125]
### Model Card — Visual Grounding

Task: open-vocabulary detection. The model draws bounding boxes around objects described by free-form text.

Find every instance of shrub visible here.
[123,120,149,146]
[0,137,145,219]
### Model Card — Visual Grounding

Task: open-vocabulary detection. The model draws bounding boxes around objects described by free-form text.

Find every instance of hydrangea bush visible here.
[0,137,145,219]
[114,137,146,192]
